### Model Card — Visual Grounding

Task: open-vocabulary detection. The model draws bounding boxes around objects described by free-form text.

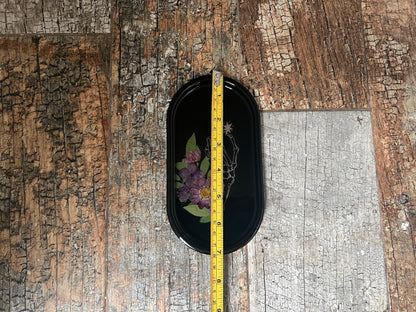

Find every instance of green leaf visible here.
[200,156,210,174]
[176,161,188,170]
[183,205,210,217]
[186,133,200,152]
[175,174,181,181]
[207,170,211,178]
[199,215,211,223]
[176,181,184,189]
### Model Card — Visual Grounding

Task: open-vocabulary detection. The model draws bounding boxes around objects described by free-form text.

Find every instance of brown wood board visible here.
[0,36,110,311]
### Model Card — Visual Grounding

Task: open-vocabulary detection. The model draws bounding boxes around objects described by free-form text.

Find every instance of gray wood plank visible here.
[0,0,110,34]
[249,111,389,311]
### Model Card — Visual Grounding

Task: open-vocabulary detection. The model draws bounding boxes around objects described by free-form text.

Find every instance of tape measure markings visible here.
[211,70,224,312]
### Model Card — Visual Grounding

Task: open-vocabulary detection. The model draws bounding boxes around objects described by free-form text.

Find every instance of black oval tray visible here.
[167,75,264,254]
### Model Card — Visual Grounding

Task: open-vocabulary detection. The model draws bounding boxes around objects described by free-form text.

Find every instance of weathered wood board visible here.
[0,36,109,311]
[0,0,111,34]
[250,111,388,311]
[239,0,367,110]
[363,1,416,309]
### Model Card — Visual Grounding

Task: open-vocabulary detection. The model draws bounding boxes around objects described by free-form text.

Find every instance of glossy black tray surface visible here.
[167,75,264,254]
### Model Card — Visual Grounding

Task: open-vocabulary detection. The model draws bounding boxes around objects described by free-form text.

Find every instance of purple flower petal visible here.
[178,168,189,180]
[188,163,197,173]
[188,176,211,209]
[185,150,201,163]
[177,186,189,202]
[189,192,200,204]
[198,198,211,209]
[179,163,198,180]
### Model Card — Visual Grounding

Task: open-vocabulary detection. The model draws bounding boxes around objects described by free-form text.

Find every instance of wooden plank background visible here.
[0,0,415,311]
[255,111,388,311]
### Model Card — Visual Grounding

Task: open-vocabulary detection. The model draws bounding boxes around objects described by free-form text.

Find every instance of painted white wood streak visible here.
[248,111,389,311]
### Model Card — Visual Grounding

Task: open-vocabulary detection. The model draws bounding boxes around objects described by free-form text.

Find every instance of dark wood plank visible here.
[0,36,110,311]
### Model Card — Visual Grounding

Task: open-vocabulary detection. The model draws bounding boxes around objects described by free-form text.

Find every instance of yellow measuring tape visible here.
[211,70,224,312]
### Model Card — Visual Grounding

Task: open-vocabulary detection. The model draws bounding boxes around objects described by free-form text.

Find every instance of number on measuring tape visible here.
[211,70,224,312]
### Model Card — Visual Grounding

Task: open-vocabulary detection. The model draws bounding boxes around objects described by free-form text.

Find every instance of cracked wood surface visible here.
[0,0,416,311]
[253,111,388,311]
[0,36,110,311]
[0,0,111,34]
[363,1,416,309]
[239,0,367,110]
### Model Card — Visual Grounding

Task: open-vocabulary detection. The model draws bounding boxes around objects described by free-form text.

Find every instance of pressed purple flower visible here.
[185,169,205,187]
[175,133,213,215]
[189,177,211,209]
[177,185,189,202]
[185,150,201,163]
[179,163,197,180]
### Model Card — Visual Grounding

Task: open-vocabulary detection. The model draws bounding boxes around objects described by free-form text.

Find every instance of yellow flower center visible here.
[200,187,210,199]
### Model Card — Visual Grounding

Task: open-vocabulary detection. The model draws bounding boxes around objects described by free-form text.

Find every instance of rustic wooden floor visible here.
[0,0,415,311]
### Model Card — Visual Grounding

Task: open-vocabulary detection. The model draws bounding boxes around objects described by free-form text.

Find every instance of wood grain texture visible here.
[0,36,109,311]
[363,1,416,309]
[252,111,388,311]
[239,0,367,110]
[0,0,111,34]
